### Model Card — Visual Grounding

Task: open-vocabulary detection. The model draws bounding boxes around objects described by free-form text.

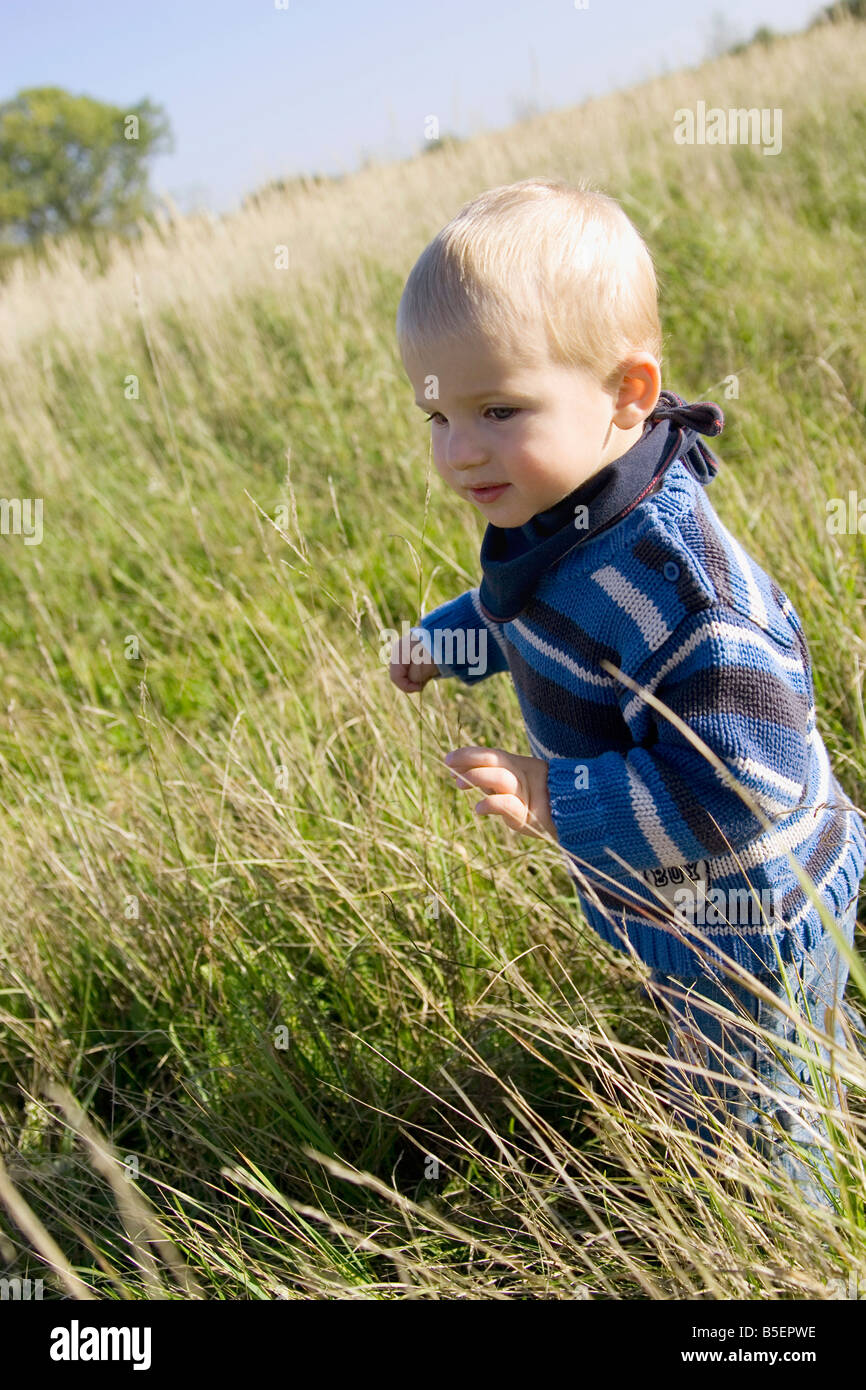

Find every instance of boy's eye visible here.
[424,407,517,424]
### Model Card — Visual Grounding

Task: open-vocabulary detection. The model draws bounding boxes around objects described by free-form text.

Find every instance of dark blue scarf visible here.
[477,389,725,623]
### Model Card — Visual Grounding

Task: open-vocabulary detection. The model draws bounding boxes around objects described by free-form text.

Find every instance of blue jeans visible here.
[647,899,862,1211]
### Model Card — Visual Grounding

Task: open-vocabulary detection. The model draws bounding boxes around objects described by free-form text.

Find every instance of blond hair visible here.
[396,177,662,395]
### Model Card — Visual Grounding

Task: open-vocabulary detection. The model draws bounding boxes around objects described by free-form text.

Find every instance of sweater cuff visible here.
[546,757,612,864]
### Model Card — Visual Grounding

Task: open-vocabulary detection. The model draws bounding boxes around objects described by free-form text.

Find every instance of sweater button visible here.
[663,561,680,582]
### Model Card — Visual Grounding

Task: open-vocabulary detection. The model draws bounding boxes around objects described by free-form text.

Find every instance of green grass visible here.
[1,19,865,1299]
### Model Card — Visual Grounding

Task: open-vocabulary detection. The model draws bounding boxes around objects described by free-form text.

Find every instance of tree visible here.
[0,86,172,245]
[726,24,779,56]
[704,11,746,59]
[812,0,866,20]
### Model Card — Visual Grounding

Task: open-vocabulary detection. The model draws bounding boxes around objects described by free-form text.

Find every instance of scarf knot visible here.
[648,389,725,485]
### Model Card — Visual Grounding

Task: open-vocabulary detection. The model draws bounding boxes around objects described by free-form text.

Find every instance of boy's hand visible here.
[443,746,557,840]
[389,633,440,694]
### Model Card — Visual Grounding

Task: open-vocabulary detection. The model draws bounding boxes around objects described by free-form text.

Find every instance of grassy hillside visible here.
[0,18,865,1299]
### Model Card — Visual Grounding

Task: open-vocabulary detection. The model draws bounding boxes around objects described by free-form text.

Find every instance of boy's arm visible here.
[414,586,510,685]
[545,606,810,871]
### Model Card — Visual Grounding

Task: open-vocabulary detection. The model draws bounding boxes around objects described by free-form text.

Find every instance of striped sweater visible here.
[414,458,865,977]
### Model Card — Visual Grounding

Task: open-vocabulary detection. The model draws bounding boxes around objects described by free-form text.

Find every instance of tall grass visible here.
[0,18,865,1299]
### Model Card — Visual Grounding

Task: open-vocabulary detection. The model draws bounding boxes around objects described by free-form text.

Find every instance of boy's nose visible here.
[448,439,490,470]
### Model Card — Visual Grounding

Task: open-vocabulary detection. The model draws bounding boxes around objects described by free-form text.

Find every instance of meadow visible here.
[0,18,865,1299]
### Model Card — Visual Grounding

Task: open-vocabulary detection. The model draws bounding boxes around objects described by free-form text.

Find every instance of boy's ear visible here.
[612,355,661,428]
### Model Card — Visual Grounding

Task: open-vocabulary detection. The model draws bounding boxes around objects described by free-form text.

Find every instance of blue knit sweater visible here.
[414,427,865,978]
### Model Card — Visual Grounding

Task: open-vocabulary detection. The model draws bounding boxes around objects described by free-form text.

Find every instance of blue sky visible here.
[1,0,828,215]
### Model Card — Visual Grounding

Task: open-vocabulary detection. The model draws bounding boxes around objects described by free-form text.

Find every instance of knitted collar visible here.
[477,389,725,623]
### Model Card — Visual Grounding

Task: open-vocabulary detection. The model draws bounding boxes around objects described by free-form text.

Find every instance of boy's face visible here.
[403,334,657,527]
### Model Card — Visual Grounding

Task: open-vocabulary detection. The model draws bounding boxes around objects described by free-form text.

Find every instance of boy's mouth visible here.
[468,483,510,503]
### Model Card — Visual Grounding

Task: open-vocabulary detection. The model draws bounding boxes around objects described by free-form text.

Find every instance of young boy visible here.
[389,178,865,1210]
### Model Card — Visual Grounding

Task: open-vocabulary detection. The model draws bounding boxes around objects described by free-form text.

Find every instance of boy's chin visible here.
[473,500,525,525]
[465,492,531,525]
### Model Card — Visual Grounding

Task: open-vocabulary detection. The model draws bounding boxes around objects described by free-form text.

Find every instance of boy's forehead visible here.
[405,331,542,371]
[405,339,553,399]
[405,350,596,406]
